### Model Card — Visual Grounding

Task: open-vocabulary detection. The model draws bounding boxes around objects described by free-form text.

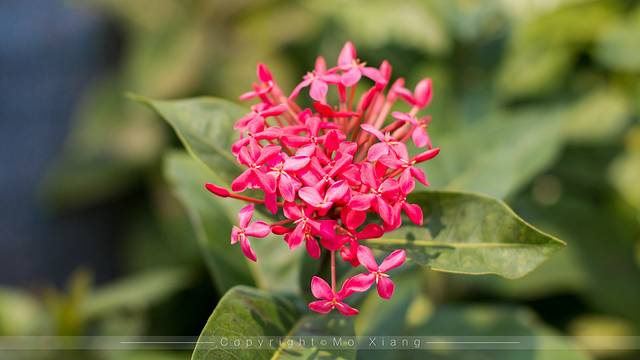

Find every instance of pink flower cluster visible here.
[206,42,439,316]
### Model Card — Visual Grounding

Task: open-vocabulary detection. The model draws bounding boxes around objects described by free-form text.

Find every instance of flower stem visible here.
[331,250,336,293]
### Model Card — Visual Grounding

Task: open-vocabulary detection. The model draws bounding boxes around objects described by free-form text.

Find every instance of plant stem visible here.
[331,251,336,293]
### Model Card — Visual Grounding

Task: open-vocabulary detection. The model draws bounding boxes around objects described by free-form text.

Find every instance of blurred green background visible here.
[1,0,639,359]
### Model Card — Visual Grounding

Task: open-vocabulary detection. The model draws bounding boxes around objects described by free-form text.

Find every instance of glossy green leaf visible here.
[422,109,564,199]
[192,287,300,360]
[164,151,255,293]
[366,191,565,279]
[192,286,356,360]
[134,96,247,186]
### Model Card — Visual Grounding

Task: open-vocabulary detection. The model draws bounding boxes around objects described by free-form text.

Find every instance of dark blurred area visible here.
[0,0,120,286]
[0,0,639,359]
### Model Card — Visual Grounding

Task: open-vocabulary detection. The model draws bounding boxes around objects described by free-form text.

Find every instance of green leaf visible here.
[594,8,640,72]
[423,109,564,199]
[192,286,356,360]
[366,191,565,279]
[307,0,450,55]
[609,126,640,211]
[272,315,356,360]
[562,87,632,144]
[192,286,300,360]
[355,267,424,337]
[0,288,43,335]
[134,96,248,186]
[497,1,618,100]
[405,305,593,360]
[83,267,192,319]
[164,151,300,293]
[164,152,255,293]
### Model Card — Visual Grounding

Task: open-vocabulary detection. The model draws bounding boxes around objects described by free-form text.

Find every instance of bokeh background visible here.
[1,0,639,359]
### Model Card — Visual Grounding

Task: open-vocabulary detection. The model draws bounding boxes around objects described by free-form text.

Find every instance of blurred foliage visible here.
[25,0,640,359]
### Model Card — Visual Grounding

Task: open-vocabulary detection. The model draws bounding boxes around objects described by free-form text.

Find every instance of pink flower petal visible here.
[344,209,366,229]
[361,67,387,85]
[325,180,349,203]
[324,130,341,154]
[338,41,356,67]
[305,236,321,259]
[345,273,375,292]
[278,175,297,202]
[379,155,403,169]
[376,276,395,299]
[391,111,416,124]
[376,197,395,225]
[360,163,379,188]
[261,104,288,117]
[254,169,276,193]
[283,156,310,171]
[379,249,406,272]
[310,79,328,101]
[256,145,282,165]
[289,78,312,99]
[309,300,334,314]
[231,169,253,192]
[335,301,359,316]
[357,223,384,240]
[298,187,324,207]
[356,245,379,272]
[412,127,430,148]
[237,146,255,166]
[311,276,333,300]
[414,78,432,108]
[264,192,278,215]
[360,124,385,141]
[410,167,428,186]
[237,204,255,228]
[394,142,410,161]
[341,67,361,87]
[230,226,240,245]
[367,142,389,162]
[240,236,257,262]
[399,169,415,194]
[287,222,305,249]
[315,56,327,73]
[283,202,303,220]
[348,194,374,211]
[245,221,271,237]
[257,63,273,82]
[403,202,423,225]
[379,178,399,194]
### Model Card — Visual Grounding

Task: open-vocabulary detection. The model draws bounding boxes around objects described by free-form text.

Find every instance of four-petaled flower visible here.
[349,246,406,299]
[231,204,271,262]
[290,56,341,102]
[308,276,359,316]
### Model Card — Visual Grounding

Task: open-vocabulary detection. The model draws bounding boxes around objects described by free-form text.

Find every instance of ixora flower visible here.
[205,41,439,316]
